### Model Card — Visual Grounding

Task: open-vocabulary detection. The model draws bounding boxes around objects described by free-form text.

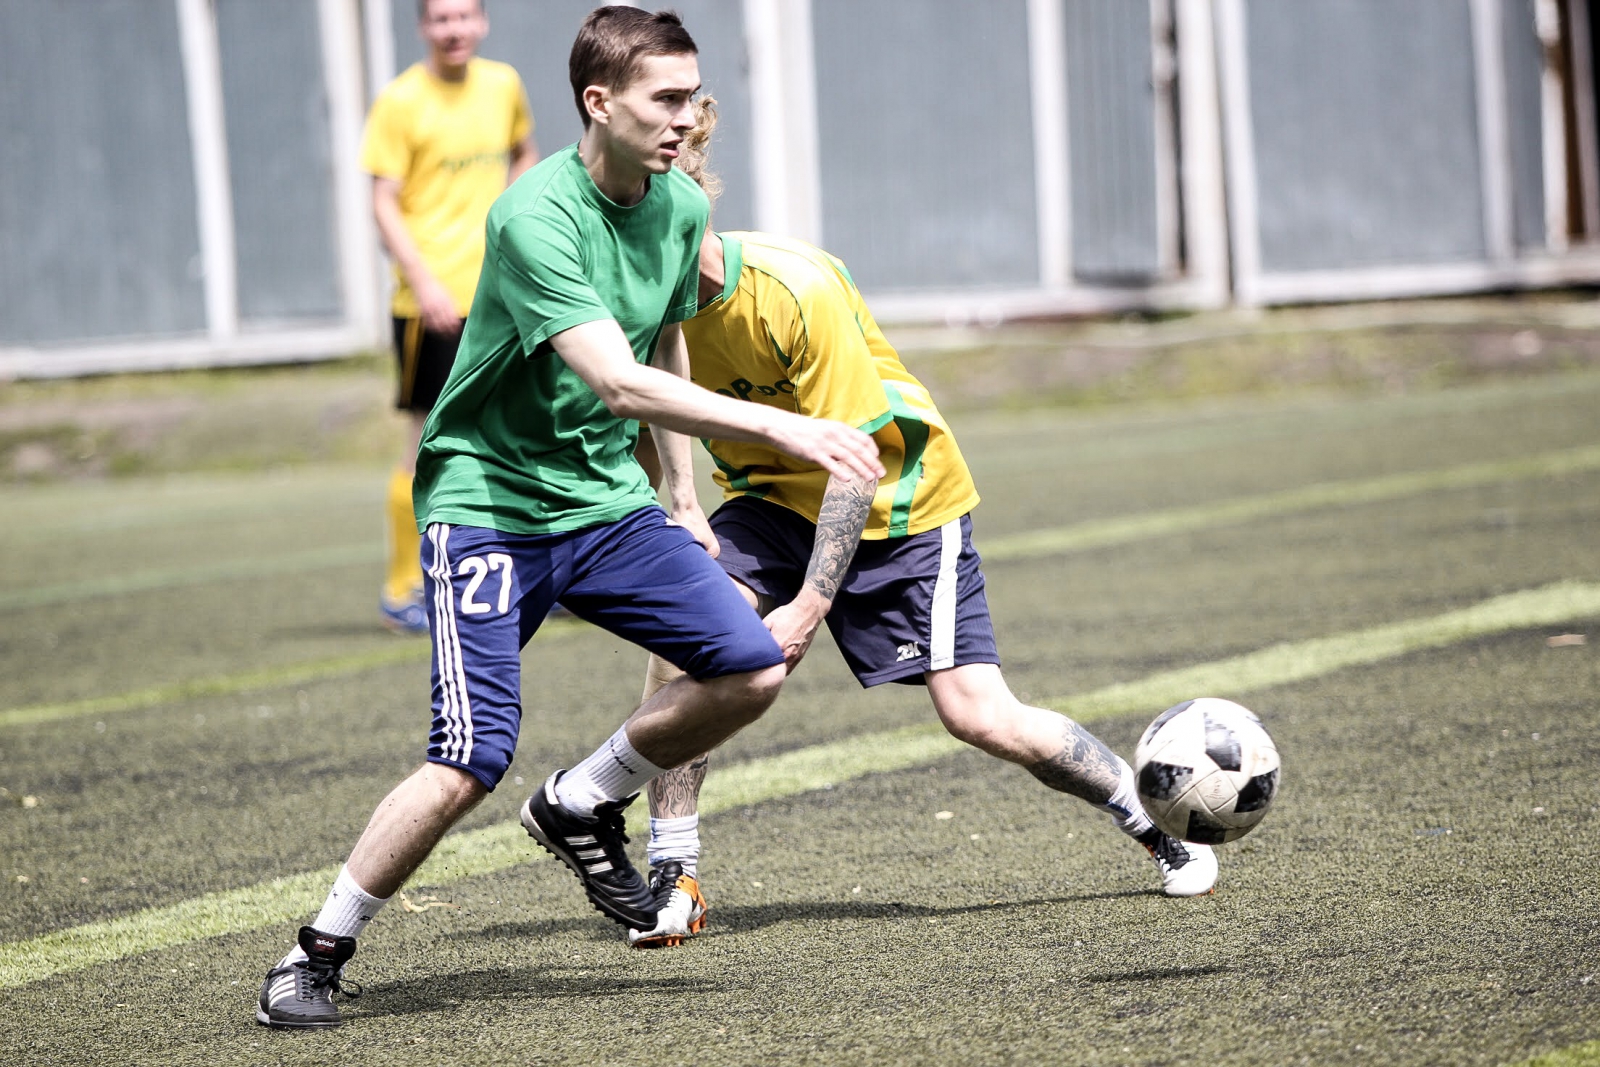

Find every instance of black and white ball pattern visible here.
[1133,697,1280,844]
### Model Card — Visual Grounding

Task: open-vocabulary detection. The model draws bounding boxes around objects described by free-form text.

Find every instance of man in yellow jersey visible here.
[361,0,537,632]
[624,139,1218,947]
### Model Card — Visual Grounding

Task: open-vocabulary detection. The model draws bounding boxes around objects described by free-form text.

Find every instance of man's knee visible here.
[928,666,1018,751]
[707,662,785,724]
[421,760,491,814]
[939,699,1009,750]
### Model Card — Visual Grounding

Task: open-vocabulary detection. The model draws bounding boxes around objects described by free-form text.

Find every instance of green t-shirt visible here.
[414,144,709,535]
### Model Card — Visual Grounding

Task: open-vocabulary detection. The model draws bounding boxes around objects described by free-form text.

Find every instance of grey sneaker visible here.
[255,926,360,1029]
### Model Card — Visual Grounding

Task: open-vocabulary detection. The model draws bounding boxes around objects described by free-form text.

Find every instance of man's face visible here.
[420,0,486,70]
[596,53,701,175]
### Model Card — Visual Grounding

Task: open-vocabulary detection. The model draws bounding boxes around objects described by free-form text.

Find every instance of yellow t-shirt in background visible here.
[683,232,980,539]
[360,58,532,318]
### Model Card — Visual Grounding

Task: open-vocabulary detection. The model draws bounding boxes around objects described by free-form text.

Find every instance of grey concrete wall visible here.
[812,0,1041,292]
[1064,0,1162,282]
[0,0,205,345]
[1503,0,1549,250]
[1245,0,1488,271]
[218,0,342,324]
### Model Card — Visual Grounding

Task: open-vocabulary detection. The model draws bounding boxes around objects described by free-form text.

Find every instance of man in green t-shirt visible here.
[256,7,882,1031]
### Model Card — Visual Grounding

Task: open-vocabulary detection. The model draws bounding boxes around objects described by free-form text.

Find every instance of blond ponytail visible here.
[676,95,723,209]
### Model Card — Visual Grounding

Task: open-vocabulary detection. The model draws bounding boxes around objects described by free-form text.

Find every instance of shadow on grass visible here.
[355,966,718,1019]
[464,917,627,943]
[1080,964,1233,983]
[701,889,1157,933]
[462,888,1160,947]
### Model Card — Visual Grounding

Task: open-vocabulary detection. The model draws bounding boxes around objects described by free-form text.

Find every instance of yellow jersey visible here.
[359,59,532,318]
[683,232,979,538]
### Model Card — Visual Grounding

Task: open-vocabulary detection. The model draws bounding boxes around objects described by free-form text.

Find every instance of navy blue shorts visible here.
[420,506,784,790]
[709,497,999,688]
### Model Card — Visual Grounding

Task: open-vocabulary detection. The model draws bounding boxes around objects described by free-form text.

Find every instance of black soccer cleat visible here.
[255,926,361,1029]
[520,771,658,930]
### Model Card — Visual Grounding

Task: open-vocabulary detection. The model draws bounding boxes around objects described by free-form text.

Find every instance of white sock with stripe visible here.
[555,724,665,819]
[1097,758,1156,839]
[278,865,390,967]
[648,814,701,878]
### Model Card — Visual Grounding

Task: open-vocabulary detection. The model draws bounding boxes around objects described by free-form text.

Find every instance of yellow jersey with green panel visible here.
[359,58,532,318]
[682,231,979,539]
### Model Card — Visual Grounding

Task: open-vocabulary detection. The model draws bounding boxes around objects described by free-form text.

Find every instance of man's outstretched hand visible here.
[771,416,885,485]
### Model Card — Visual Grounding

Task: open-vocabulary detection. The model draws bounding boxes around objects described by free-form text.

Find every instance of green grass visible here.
[1,366,1598,1064]
[6,578,1598,993]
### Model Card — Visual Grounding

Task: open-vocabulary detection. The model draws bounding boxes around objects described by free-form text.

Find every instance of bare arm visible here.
[648,325,716,554]
[633,427,663,490]
[762,472,878,669]
[507,134,538,184]
[548,319,884,484]
[372,176,460,334]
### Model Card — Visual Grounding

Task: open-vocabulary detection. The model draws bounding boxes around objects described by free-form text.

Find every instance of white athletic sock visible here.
[279,865,390,967]
[1098,757,1156,839]
[648,814,701,878]
[555,724,665,818]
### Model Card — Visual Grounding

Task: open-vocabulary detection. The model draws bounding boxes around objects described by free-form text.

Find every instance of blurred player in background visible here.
[362,0,537,633]
[257,7,882,1029]
[623,105,1219,949]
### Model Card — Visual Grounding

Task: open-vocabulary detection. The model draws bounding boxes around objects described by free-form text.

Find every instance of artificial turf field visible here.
[2,368,1599,1066]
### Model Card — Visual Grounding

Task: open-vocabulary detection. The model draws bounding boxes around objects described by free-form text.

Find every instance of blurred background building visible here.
[4,0,1600,376]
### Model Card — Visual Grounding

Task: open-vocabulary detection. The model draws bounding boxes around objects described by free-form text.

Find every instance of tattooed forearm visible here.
[804,474,878,603]
[649,753,710,820]
[1026,720,1124,806]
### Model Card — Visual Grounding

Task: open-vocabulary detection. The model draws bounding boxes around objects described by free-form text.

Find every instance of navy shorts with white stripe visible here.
[420,506,785,791]
[708,497,1000,688]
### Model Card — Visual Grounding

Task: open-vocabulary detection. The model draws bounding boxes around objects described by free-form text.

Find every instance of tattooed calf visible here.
[649,753,711,820]
[1026,720,1123,805]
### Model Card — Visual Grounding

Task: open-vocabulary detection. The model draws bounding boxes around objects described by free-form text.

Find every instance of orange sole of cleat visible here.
[630,907,708,949]
[632,934,684,949]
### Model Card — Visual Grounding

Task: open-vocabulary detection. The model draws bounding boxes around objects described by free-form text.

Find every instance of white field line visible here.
[0,618,589,730]
[2,579,1596,990]
[0,544,381,612]
[1505,1038,1600,1067]
[5,442,1596,731]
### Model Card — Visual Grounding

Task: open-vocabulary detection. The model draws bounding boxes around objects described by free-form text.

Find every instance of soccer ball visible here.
[1133,697,1280,844]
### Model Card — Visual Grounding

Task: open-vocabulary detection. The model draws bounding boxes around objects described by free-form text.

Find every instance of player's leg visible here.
[630,500,804,944]
[922,663,1215,896]
[519,506,787,931]
[643,655,706,863]
[828,514,1216,897]
[632,573,769,947]
[643,567,774,857]
[259,522,552,1028]
[380,318,458,633]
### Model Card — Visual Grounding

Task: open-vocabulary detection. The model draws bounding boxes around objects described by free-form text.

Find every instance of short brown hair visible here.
[569,7,698,127]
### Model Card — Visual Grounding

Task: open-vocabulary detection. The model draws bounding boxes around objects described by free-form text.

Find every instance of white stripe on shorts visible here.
[426,524,474,765]
[424,524,460,761]
[928,518,962,671]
